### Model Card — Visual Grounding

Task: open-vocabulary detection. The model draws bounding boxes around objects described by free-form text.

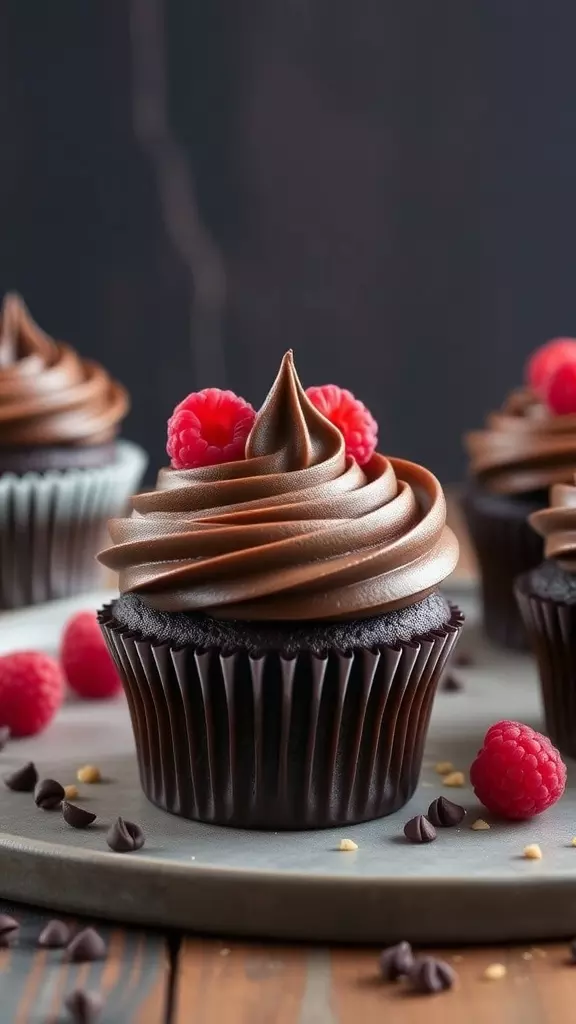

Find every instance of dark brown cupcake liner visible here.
[98,604,463,830]
[461,491,543,651]
[516,577,576,758]
[0,441,146,610]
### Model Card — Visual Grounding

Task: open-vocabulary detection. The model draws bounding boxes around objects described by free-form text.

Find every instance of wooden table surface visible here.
[8,495,573,1023]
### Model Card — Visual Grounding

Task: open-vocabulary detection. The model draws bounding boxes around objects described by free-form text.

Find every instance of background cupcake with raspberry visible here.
[516,477,576,759]
[463,337,576,650]
[0,293,146,608]
[98,351,462,830]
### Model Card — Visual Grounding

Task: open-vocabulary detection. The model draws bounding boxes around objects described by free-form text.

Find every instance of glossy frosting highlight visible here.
[530,478,576,571]
[0,294,128,447]
[100,352,459,620]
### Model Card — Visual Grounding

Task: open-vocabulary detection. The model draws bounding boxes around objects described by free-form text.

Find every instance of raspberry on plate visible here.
[306,384,378,465]
[167,388,256,470]
[61,612,122,700]
[470,720,566,820]
[526,337,576,396]
[0,652,64,737]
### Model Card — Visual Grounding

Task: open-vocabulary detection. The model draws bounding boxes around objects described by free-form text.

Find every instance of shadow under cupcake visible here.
[98,352,462,829]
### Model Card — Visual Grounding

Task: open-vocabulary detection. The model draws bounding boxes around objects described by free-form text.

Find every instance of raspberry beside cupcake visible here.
[0,293,147,607]
[98,351,462,829]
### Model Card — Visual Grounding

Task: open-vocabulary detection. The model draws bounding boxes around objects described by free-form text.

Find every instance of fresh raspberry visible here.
[526,337,576,395]
[306,384,378,465]
[166,389,256,470]
[543,359,576,416]
[0,652,64,737]
[470,720,566,820]
[61,612,122,700]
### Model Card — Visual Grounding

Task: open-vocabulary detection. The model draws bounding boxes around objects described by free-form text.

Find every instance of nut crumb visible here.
[64,785,79,801]
[76,765,101,785]
[523,844,542,860]
[483,963,507,981]
[220,948,231,957]
[471,819,490,831]
[338,838,358,852]
[435,761,454,775]
[571,837,576,847]
[443,771,465,788]
[521,952,533,961]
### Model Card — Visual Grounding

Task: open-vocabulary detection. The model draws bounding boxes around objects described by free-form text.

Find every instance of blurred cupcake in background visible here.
[0,293,147,608]
[516,477,576,758]
[98,351,462,830]
[463,337,576,650]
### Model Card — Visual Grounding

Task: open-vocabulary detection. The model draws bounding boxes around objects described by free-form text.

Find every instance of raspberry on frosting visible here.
[306,384,378,466]
[543,359,576,417]
[526,337,576,396]
[167,389,256,470]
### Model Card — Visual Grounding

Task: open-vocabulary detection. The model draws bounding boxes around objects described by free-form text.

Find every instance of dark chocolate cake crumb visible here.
[38,919,71,948]
[110,590,454,656]
[427,796,465,828]
[64,987,104,1023]
[34,778,65,810]
[62,801,97,829]
[65,927,107,963]
[403,815,437,844]
[441,673,464,693]
[454,651,474,667]
[106,817,145,853]
[0,914,19,947]
[379,941,415,980]
[4,762,38,792]
[409,956,456,993]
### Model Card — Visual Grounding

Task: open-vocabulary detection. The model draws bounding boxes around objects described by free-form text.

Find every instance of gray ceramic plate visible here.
[0,585,574,944]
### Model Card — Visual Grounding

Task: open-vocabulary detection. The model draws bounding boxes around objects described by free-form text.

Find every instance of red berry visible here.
[470,720,566,820]
[543,359,576,416]
[306,384,378,465]
[166,389,256,470]
[61,612,122,700]
[0,652,64,737]
[526,337,576,395]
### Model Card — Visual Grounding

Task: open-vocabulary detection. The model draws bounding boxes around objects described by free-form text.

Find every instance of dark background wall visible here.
[1,2,574,484]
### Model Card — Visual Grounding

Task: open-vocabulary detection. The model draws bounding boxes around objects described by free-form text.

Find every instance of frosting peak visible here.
[0,294,129,448]
[99,352,459,620]
[530,477,576,570]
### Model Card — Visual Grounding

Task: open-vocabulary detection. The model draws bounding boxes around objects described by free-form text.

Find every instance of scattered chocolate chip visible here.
[34,778,65,810]
[4,761,38,792]
[62,801,97,829]
[403,815,437,844]
[0,726,10,750]
[441,674,464,693]
[0,914,19,947]
[379,940,415,981]
[106,816,145,853]
[65,927,107,963]
[454,651,474,667]
[38,918,71,949]
[427,796,465,828]
[409,956,456,993]
[64,987,104,1023]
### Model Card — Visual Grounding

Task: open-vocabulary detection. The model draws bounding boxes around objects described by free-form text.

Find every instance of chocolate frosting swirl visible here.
[465,388,576,495]
[530,478,576,571]
[99,352,459,620]
[0,294,128,447]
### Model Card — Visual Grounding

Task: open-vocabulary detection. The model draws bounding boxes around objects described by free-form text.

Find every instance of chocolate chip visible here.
[403,815,437,844]
[454,651,474,667]
[0,726,10,750]
[0,914,19,947]
[62,801,97,829]
[409,956,456,993]
[427,796,465,828]
[441,673,464,693]
[4,761,38,792]
[379,940,415,980]
[38,919,71,948]
[106,816,145,853]
[65,927,107,963]
[64,987,104,1023]
[34,778,65,810]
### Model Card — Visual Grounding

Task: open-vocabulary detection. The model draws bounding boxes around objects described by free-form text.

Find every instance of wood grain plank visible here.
[0,901,171,1023]
[173,941,576,1024]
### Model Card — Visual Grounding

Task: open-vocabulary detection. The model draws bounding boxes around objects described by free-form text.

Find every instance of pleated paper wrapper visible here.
[99,604,463,830]
[0,440,147,610]
[516,576,576,759]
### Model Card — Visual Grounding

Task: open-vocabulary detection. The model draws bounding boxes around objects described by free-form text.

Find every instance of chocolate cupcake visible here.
[516,480,576,757]
[0,293,147,608]
[463,372,576,650]
[98,352,462,829]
